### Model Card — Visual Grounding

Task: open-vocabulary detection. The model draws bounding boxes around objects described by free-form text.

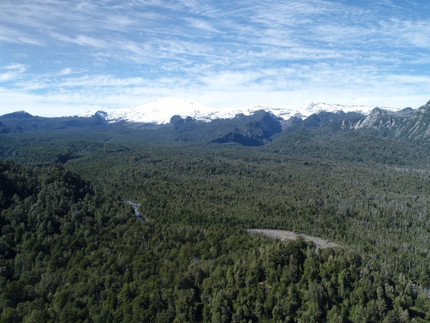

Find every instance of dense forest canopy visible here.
[1,117,430,322]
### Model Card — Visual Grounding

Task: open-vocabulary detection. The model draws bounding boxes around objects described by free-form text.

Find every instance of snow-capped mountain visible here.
[303,102,385,116]
[81,97,392,124]
[3,98,429,146]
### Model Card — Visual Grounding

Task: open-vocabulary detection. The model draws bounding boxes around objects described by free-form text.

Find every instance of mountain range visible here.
[80,97,382,124]
[1,99,430,147]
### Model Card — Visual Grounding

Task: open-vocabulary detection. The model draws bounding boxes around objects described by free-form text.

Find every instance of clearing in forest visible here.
[247,229,339,249]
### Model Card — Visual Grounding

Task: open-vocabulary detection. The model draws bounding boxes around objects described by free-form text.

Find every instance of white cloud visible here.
[0,0,429,116]
[1,60,428,119]
[58,68,72,75]
[0,63,28,81]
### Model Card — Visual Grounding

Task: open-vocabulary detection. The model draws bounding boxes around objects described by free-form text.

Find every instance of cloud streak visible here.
[0,0,429,116]
[0,64,28,81]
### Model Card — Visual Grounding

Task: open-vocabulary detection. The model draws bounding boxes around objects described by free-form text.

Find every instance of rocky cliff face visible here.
[349,101,430,141]
[393,101,430,141]
[354,108,399,130]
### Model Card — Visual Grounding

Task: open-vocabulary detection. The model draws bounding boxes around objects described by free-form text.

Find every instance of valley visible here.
[3,0,430,320]
[1,100,430,321]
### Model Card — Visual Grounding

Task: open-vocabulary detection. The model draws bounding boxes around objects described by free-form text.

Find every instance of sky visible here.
[1,0,430,117]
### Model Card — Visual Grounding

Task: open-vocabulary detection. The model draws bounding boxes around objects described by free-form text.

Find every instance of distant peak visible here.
[368,107,399,116]
[370,107,386,113]
[419,100,430,110]
[1,111,33,118]
[94,111,108,118]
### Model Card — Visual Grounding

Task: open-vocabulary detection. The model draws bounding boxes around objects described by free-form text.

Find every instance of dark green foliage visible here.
[0,161,135,321]
[266,126,429,166]
[1,161,429,322]
[302,110,363,129]
[1,112,430,321]
[169,110,282,145]
[211,110,282,145]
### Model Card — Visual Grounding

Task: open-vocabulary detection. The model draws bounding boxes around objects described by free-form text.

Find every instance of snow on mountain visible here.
[304,102,377,116]
[81,97,392,124]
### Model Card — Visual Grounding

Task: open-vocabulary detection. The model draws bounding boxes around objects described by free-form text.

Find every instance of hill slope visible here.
[1,161,430,322]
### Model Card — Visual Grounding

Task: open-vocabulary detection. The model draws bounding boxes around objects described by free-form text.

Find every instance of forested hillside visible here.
[1,161,430,322]
[1,120,430,322]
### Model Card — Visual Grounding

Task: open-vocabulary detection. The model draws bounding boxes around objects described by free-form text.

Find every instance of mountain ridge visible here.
[80,97,386,124]
[2,99,430,147]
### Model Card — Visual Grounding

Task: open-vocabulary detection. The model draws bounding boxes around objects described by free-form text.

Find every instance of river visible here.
[124,200,145,221]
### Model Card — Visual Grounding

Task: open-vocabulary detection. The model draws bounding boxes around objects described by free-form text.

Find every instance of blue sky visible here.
[1,0,430,116]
